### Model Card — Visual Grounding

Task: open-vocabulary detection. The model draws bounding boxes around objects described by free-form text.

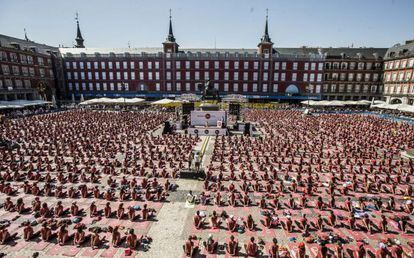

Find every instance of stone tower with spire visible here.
[75,12,85,48]
[257,9,273,55]
[163,9,179,53]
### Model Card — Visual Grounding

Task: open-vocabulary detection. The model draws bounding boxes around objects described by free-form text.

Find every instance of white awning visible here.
[150,98,180,105]
[0,100,51,109]
[79,97,146,105]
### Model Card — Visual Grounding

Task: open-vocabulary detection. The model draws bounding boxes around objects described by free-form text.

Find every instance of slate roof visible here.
[385,40,414,60]
[0,34,58,55]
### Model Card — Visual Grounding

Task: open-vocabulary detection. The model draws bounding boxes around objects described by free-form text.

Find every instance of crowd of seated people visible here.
[185,110,414,257]
[0,109,199,253]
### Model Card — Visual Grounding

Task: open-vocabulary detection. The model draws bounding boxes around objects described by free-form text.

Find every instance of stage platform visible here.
[188,126,227,136]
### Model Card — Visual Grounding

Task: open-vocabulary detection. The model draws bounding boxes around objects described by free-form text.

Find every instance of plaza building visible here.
[383,39,414,105]
[322,48,387,101]
[0,33,58,101]
[58,15,328,102]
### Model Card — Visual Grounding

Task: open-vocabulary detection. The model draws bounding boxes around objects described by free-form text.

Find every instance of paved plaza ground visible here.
[0,109,414,257]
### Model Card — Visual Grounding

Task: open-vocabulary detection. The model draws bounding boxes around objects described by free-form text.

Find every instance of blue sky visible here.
[0,0,412,49]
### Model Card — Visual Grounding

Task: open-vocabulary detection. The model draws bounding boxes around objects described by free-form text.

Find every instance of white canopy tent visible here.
[79,97,146,105]
[371,103,414,113]
[150,98,180,105]
[0,100,51,110]
[301,100,385,107]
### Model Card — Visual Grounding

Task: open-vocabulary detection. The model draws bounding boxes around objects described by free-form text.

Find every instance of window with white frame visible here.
[224,72,229,80]
[243,72,248,80]
[317,74,322,82]
[234,61,239,69]
[252,83,258,92]
[215,61,219,69]
[87,62,91,69]
[79,62,84,69]
[67,72,71,80]
[156,83,160,91]
[96,83,101,91]
[262,84,268,92]
[87,72,92,79]
[130,62,135,69]
[139,62,143,69]
[75,83,80,91]
[224,83,229,91]
[282,62,286,70]
[175,61,180,69]
[74,72,78,80]
[293,62,298,70]
[254,62,259,69]
[82,82,86,90]
[233,83,238,92]
[124,72,128,80]
[154,61,159,69]
[318,63,323,71]
[304,63,309,70]
[116,62,120,69]
[310,73,315,82]
[263,72,268,80]
[166,61,171,69]
[95,72,99,80]
[186,71,191,80]
[264,62,269,70]
[274,62,280,69]
[94,62,98,69]
[274,73,279,81]
[204,61,209,69]
[225,61,229,69]
[214,72,219,80]
[68,82,73,91]
[234,72,239,80]
[176,72,181,80]
[166,72,171,80]
[281,73,286,81]
[292,73,297,81]
[148,62,152,69]
[80,72,85,80]
[244,62,249,69]
[108,62,113,69]
[155,72,160,80]
[186,61,190,69]
[123,61,127,69]
[88,83,93,91]
[101,62,106,69]
[72,62,77,69]
[131,72,135,80]
[214,83,219,90]
[186,83,190,91]
[273,84,278,92]
[204,71,209,80]
[243,83,248,92]
[110,83,114,91]
[139,72,144,79]
[315,85,321,93]
[148,72,153,80]
[253,72,258,80]
[195,61,200,69]
[176,82,181,91]
[311,63,316,70]
[167,82,172,91]
[116,72,121,80]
